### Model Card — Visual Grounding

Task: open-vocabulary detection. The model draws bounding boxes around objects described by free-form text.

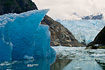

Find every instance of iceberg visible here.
[0,9,56,61]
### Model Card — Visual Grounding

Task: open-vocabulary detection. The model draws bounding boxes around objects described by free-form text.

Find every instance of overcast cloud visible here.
[32,0,105,20]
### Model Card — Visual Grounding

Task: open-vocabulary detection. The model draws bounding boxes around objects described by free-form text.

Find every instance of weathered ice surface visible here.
[0,9,56,61]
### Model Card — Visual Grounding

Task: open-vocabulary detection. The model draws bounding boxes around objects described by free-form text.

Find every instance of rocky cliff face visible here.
[0,0,37,14]
[0,0,84,47]
[87,26,105,49]
[41,16,84,46]
[94,26,105,45]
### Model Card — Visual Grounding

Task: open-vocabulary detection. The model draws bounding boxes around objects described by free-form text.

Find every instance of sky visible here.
[32,0,105,20]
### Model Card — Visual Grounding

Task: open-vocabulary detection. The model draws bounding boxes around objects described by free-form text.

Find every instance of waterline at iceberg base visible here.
[0,9,56,61]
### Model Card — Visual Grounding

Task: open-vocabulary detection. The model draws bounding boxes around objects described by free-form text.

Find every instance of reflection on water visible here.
[63,59,102,70]
[0,57,105,70]
[51,58,72,70]
[1,48,105,70]
[51,58,104,70]
[0,56,56,70]
[96,60,105,70]
[53,47,105,70]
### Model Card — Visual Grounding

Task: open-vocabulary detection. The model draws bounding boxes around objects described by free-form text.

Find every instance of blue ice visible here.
[0,9,56,61]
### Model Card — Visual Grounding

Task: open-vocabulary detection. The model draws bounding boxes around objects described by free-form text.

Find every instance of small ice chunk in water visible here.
[74,67,82,70]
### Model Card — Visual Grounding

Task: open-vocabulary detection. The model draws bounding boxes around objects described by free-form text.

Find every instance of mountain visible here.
[0,0,84,47]
[0,0,37,14]
[41,16,84,46]
[87,26,105,49]
[57,20,105,45]
[94,26,105,45]
[82,14,103,20]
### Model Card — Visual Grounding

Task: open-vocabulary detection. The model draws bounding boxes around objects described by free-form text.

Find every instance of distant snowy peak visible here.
[59,13,105,21]
[82,14,104,20]
[70,13,104,20]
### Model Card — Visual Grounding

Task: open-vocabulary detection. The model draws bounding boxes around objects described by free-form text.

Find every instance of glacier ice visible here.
[57,20,105,44]
[0,9,56,61]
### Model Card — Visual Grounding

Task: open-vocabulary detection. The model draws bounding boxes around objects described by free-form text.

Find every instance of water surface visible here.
[1,47,105,70]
